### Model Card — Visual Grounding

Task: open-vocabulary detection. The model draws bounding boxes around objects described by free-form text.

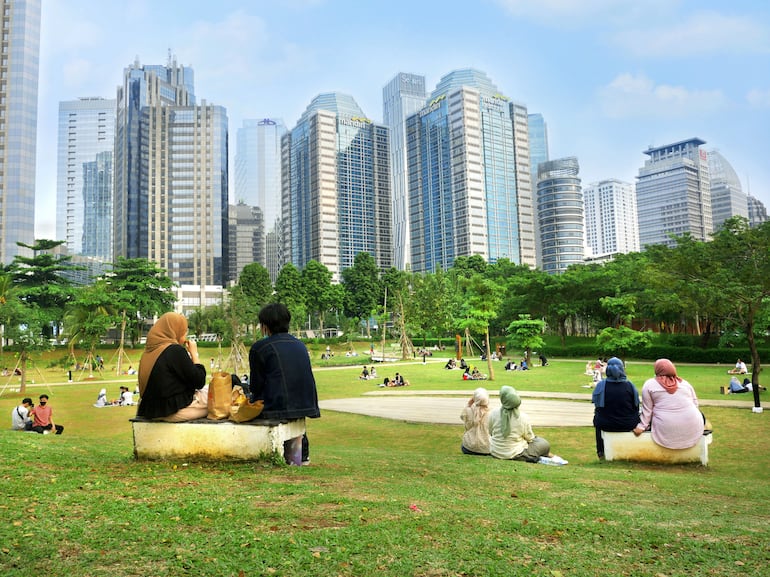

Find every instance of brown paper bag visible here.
[207,371,233,420]
[229,385,264,423]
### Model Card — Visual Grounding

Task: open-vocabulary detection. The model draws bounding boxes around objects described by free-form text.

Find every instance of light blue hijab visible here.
[592,357,639,409]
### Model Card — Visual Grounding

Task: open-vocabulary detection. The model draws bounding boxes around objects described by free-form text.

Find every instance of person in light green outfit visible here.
[488,386,565,464]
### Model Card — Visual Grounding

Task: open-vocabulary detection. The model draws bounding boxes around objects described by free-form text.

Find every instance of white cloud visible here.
[747,89,770,108]
[614,10,770,57]
[493,0,669,26]
[599,73,725,118]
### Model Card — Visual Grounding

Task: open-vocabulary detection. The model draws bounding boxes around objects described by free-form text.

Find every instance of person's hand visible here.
[185,339,199,363]
[632,426,644,436]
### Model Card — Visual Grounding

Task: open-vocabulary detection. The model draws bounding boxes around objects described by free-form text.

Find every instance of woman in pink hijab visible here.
[633,359,705,449]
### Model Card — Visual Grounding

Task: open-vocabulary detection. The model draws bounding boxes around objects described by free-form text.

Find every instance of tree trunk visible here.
[19,351,28,394]
[746,316,762,409]
[485,327,495,381]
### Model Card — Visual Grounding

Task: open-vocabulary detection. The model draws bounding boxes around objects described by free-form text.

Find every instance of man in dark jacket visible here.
[249,303,320,463]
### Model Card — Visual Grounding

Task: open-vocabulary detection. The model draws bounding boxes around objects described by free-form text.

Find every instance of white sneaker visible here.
[550,455,569,465]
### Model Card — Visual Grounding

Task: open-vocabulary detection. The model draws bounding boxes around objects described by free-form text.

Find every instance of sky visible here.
[34,0,770,238]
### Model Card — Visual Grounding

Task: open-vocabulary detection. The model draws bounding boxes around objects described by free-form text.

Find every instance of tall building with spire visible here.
[114,58,228,310]
[383,73,426,270]
[56,97,116,260]
[406,68,535,272]
[0,0,40,263]
[234,118,286,281]
[282,92,392,281]
[635,138,712,248]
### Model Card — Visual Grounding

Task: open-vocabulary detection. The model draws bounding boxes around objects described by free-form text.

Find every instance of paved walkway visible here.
[318,389,766,427]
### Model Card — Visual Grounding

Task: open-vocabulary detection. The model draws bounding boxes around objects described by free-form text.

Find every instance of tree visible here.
[595,326,653,362]
[274,263,307,336]
[10,239,78,339]
[301,260,333,333]
[63,281,115,377]
[342,252,380,337]
[506,315,546,366]
[457,274,503,380]
[104,257,176,347]
[237,262,273,323]
[0,272,23,355]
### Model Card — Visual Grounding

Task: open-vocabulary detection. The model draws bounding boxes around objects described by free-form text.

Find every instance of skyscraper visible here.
[537,157,583,274]
[635,138,712,248]
[228,201,264,282]
[747,195,768,228]
[583,179,639,258]
[282,92,392,281]
[56,97,116,260]
[406,68,535,273]
[383,73,426,270]
[0,0,40,264]
[707,149,748,232]
[114,58,229,308]
[527,113,549,183]
[234,118,286,281]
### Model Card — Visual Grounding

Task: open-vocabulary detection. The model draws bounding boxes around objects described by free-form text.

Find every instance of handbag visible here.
[229,385,264,423]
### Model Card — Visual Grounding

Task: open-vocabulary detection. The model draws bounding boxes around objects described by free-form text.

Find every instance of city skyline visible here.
[35,0,770,242]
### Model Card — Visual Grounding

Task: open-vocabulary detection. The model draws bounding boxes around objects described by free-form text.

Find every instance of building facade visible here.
[282,92,392,281]
[56,97,116,260]
[537,157,583,274]
[114,59,228,310]
[635,138,712,248]
[583,179,639,258]
[383,72,426,271]
[747,195,769,228]
[406,68,535,273]
[228,201,264,283]
[234,118,286,281]
[0,0,40,264]
[707,149,748,232]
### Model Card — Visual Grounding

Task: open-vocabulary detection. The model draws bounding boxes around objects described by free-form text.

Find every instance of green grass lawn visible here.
[0,348,768,576]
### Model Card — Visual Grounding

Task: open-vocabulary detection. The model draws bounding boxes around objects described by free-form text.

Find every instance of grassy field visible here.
[0,346,768,576]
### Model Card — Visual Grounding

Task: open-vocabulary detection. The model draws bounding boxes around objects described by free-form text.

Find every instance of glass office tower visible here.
[537,157,583,274]
[282,92,392,281]
[636,138,712,248]
[583,178,639,258]
[114,59,229,304]
[383,73,426,270]
[0,0,40,263]
[56,97,116,260]
[234,118,286,281]
[406,68,535,273]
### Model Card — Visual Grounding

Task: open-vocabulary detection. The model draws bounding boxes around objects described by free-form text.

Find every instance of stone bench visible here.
[601,430,712,466]
[131,417,306,462]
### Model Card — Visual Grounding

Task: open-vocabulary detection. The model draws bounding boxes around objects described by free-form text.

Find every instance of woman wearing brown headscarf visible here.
[633,359,704,449]
[136,312,208,422]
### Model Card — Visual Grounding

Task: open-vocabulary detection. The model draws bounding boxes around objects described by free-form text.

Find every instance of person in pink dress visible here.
[633,359,704,449]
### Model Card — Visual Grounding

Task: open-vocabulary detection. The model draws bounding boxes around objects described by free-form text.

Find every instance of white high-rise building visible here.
[56,97,116,260]
[583,179,639,258]
[636,138,712,248]
[383,73,426,270]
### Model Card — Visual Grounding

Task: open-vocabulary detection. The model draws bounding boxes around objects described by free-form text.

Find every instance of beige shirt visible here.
[461,404,490,454]
[488,408,535,459]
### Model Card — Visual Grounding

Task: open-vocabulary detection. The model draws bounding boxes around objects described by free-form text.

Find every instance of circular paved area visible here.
[318,390,764,427]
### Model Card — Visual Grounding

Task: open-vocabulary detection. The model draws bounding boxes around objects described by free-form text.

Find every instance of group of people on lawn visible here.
[461,357,710,463]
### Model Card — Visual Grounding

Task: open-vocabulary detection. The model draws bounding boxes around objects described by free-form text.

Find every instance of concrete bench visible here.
[131,417,305,462]
[601,430,712,466]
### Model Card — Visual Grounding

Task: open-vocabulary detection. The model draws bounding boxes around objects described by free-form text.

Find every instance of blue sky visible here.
[35,0,770,238]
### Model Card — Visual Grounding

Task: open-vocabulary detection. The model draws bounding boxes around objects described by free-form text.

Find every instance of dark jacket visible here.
[249,333,321,420]
[137,344,207,419]
[592,357,640,431]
